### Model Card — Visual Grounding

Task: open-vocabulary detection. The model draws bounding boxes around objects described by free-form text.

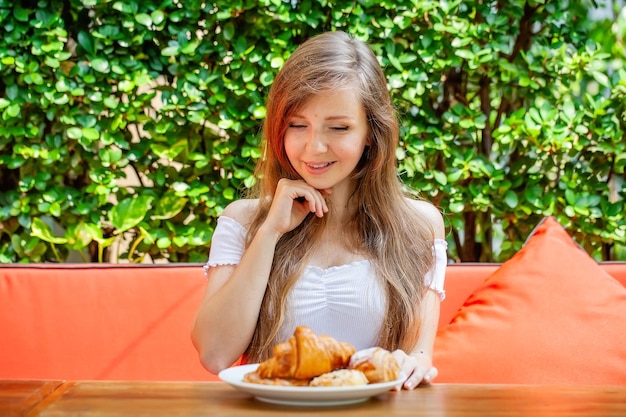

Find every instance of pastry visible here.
[256,326,356,380]
[348,347,400,383]
[242,371,311,386]
[309,369,369,387]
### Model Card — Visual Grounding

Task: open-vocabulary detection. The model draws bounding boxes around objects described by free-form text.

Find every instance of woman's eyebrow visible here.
[325,115,355,121]
[289,113,355,121]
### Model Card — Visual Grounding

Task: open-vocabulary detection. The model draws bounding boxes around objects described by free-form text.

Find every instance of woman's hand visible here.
[263,178,330,236]
[391,349,438,390]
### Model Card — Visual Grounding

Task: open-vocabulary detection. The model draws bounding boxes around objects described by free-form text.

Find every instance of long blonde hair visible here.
[244,31,435,362]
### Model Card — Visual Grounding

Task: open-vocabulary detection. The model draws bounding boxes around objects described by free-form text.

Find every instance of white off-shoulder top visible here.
[204,216,447,350]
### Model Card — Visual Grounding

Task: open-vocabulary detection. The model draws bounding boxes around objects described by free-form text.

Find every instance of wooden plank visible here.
[0,380,64,417]
[20,381,626,417]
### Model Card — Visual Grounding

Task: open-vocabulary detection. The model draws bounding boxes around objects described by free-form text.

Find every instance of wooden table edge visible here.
[24,381,75,417]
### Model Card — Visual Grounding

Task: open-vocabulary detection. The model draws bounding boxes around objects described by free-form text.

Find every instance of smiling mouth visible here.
[306,162,334,169]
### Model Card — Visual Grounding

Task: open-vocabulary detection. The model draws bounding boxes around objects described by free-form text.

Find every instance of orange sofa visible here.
[1,261,625,382]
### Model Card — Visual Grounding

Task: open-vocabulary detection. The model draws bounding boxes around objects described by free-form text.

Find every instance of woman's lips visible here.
[304,161,335,174]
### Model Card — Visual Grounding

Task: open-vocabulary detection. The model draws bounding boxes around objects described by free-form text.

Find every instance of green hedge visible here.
[1,0,625,263]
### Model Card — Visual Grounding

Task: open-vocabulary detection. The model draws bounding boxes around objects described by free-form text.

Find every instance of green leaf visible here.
[151,10,165,26]
[65,222,100,249]
[151,139,187,160]
[13,6,30,22]
[135,13,152,27]
[222,188,235,200]
[242,66,255,83]
[449,201,465,213]
[77,31,95,55]
[615,153,626,174]
[562,99,576,122]
[433,170,447,185]
[6,103,20,117]
[524,185,544,207]
[270,56,284,68]
[591,70,610,87]
[152,193,188,220]
[157,236,172,249]
[161,45,180,56]
[504,191,518,208]
[91,58,110,73]
[455,49,474,60]
[82,127,100,141]
[109,195,154,234]
[112,1,133,14]
[66,127,82,139]
[223,22,235,41]
[31,218,67,244]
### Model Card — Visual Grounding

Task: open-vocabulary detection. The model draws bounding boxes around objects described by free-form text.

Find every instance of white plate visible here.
[219,363,405,407]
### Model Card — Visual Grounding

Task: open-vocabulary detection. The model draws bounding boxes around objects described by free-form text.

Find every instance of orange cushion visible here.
[434,216,626,385]
[438,264,500,328]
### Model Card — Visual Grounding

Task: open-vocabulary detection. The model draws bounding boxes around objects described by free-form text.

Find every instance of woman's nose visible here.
[305,130,327,153]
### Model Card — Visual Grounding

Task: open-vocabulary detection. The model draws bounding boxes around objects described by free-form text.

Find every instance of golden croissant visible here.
[349,347,400,383]
[256,326,356,380]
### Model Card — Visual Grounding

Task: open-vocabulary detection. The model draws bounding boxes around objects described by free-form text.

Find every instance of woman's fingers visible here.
[269,179,329,232]
[290,187,326,217]
[400,366,437,390]
[392,349,437,390]
[306,189,329,217]
[424,366,438,384]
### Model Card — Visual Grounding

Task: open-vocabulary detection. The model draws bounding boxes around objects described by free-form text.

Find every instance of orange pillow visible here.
[434,216,626,385]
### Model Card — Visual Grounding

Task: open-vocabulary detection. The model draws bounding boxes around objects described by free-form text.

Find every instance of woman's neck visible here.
[325,182,356,225]
[310,225,365,269]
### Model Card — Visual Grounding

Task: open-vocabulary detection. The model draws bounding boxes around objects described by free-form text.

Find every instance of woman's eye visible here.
[331,126,349,131]
[288,123,306,129]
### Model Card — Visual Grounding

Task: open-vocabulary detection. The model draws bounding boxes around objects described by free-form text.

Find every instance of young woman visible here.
[191,30,447,390]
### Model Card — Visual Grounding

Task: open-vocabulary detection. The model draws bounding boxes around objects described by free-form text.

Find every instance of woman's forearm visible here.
[411,289,441,357]
[191,225,281,373]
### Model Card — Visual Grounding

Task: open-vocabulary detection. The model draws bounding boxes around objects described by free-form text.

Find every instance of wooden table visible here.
[3,380,625,417]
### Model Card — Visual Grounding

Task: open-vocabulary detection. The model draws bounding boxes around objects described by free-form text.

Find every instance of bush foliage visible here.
[1,0,625,263]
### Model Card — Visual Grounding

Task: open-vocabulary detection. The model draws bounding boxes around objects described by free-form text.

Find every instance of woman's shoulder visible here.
[404,198,445,239]
[221,198,259,226]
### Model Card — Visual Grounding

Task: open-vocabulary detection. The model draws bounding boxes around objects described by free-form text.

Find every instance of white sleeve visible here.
[203,216,246,277]
[424,239,447,300]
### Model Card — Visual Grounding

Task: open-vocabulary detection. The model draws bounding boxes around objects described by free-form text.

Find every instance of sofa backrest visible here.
[1,262,625,381]
[0,264,213,381]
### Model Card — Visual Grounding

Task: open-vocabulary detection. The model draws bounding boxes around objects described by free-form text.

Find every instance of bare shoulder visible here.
[221,199,259,226]
[405,198,445,239]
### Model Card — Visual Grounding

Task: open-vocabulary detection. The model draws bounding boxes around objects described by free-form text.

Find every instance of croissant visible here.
[256,326,356,380]
[242,371,311,386]
[348,347,400,383]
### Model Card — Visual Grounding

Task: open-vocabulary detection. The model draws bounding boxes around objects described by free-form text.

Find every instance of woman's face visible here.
[283,87,369,195]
